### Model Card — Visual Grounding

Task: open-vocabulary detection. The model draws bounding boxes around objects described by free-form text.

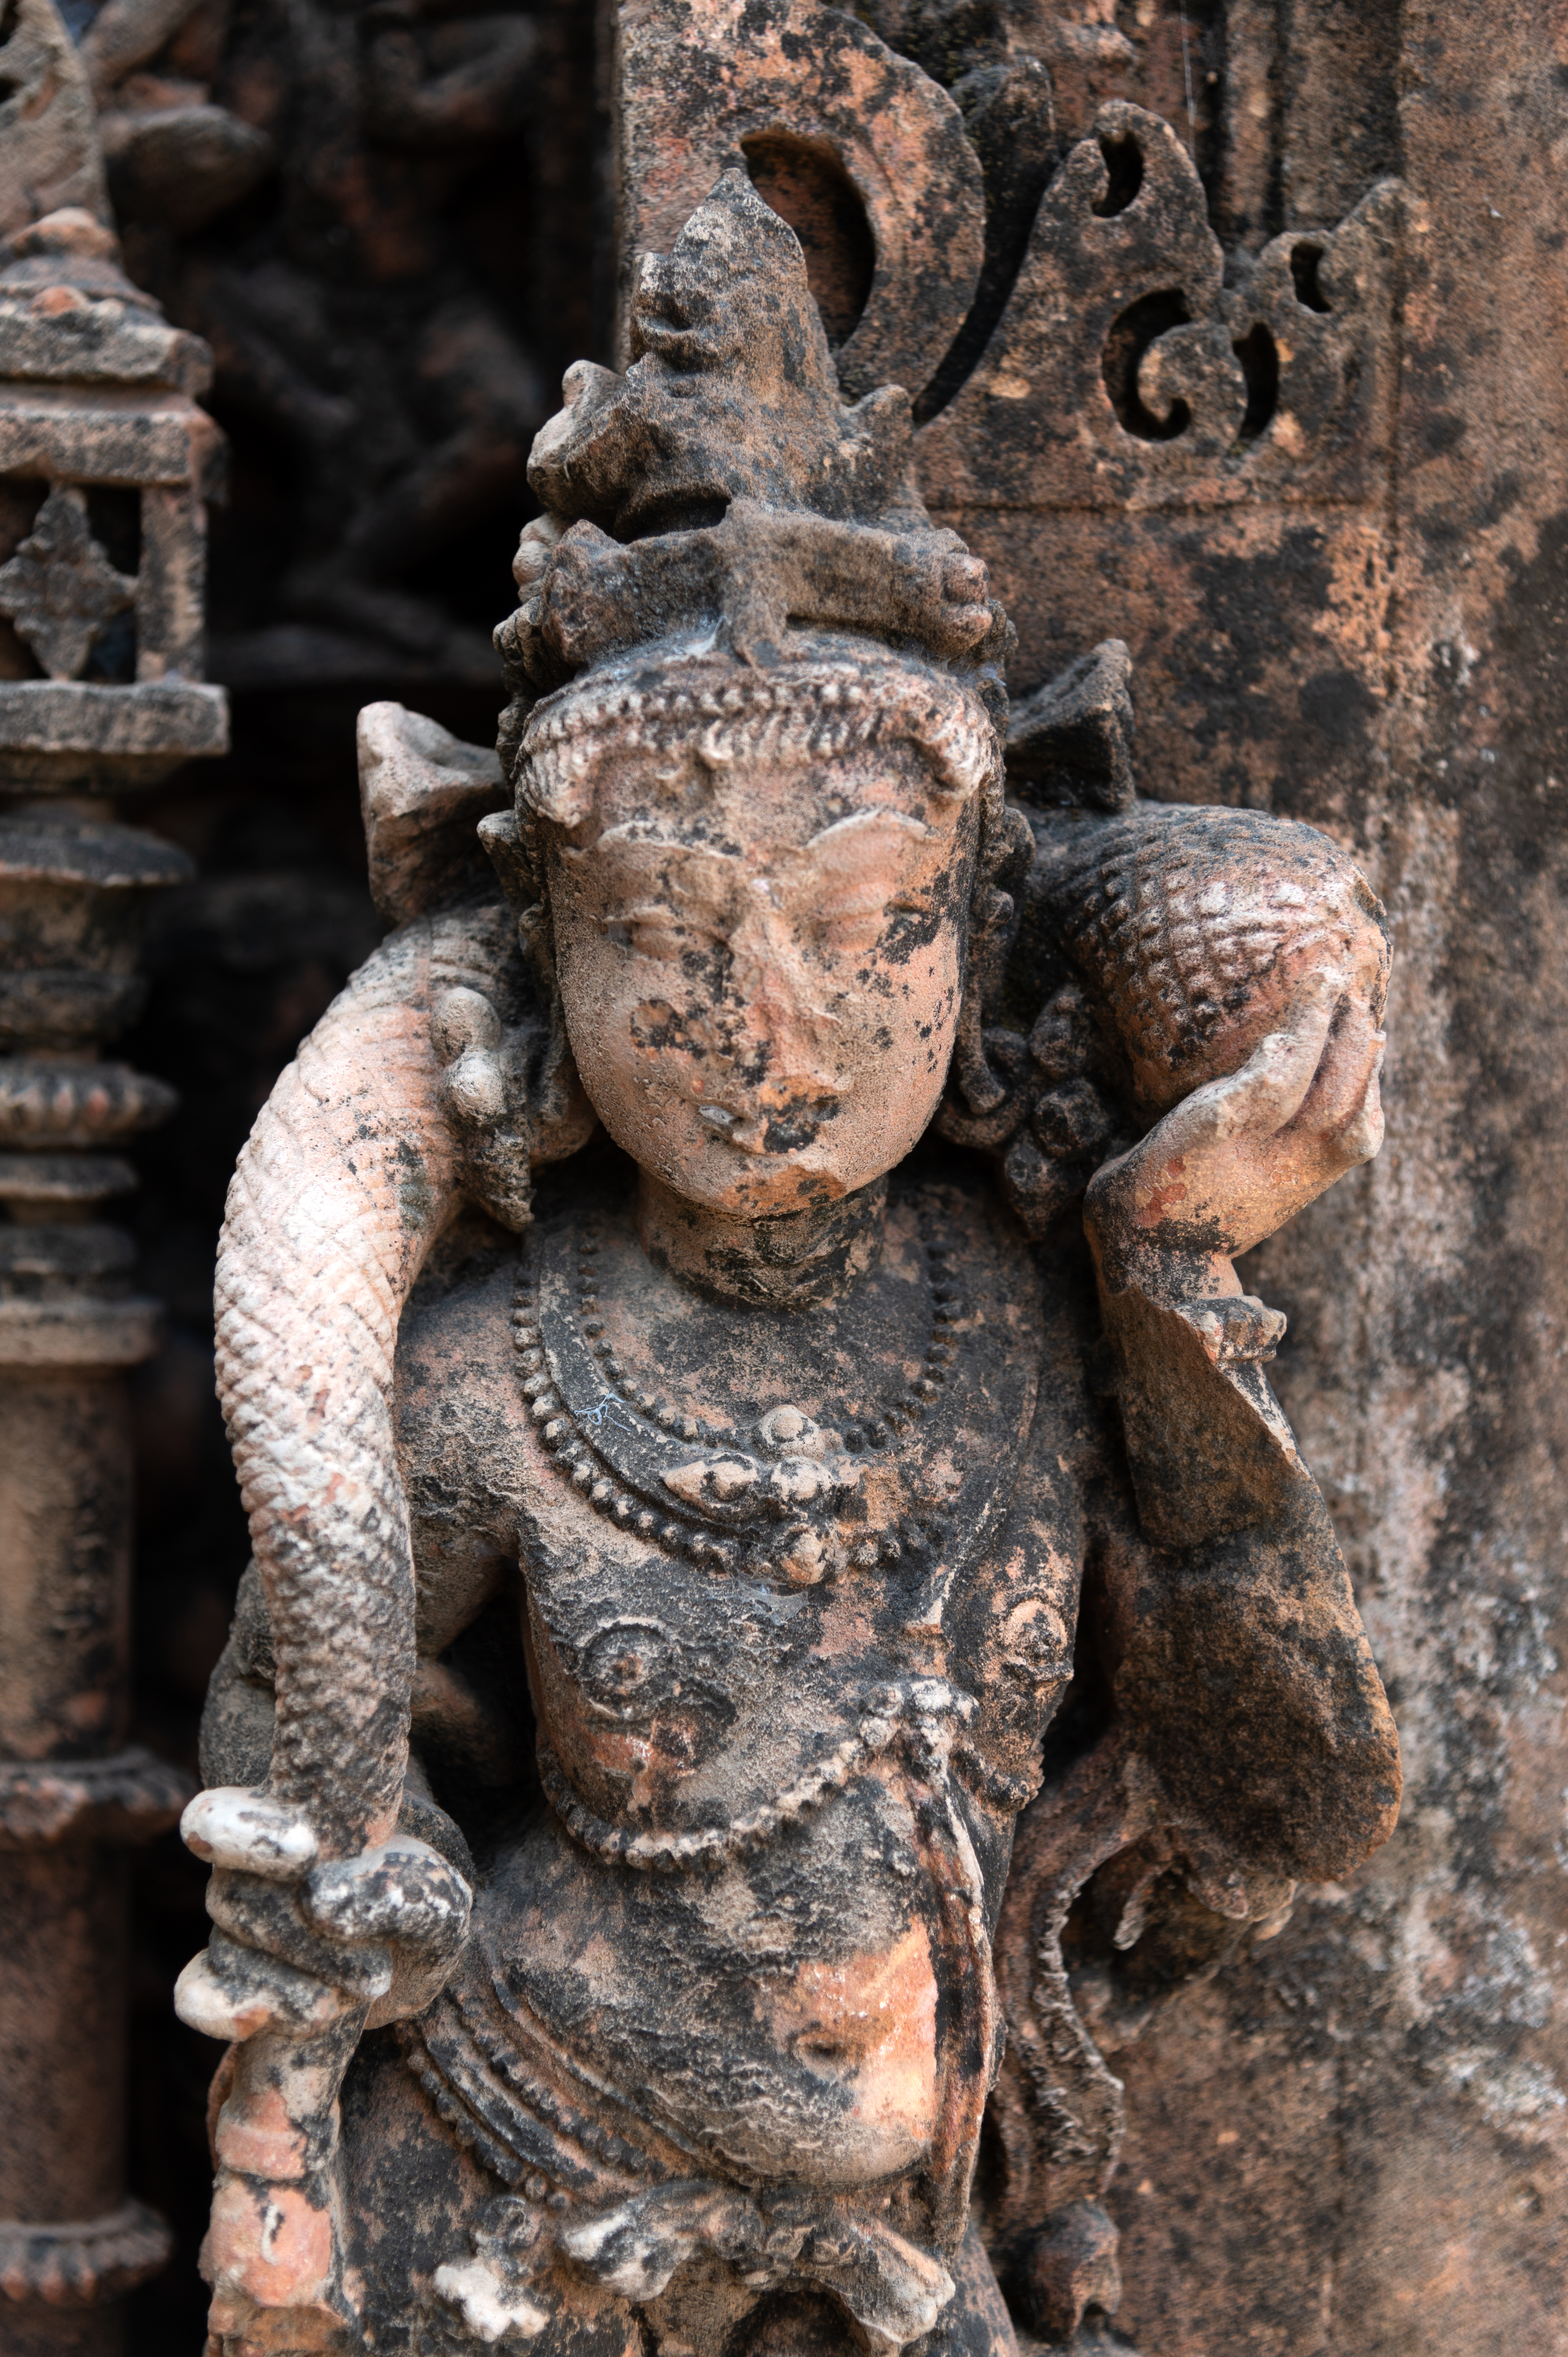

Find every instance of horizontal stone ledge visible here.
[0,388,221,486]
[0,1152,137,1205]
[0,2200,174,2307]
[0,680,229,759]
[0,1220,136,1284]
[0,308,211,397]
[0,812,196,889]
[0,1294,162,1367]
[0,1745,191,1849]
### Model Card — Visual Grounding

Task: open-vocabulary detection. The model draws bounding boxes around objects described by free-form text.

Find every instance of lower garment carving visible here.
[340,2002,1021,2356]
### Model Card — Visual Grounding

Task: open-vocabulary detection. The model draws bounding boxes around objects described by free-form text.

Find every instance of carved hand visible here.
[176,1788,472,2043]
[174,1794,472,2353]
[1084,970,1385,1300]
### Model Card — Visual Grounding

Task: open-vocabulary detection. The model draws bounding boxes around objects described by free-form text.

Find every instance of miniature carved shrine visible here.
[173,150,1401,2355]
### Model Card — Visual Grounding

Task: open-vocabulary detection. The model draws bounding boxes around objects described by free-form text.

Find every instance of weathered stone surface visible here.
[0,1153,135,1209]
[0,1295,163,1368]
[0,486,136,684]
[616,0,986,398]
[172,165,1404,2357]
[0,2198,174,2308]
[0,3,1554,2352]
[0,78,229,818]
[77,0,556,691]
[0,1,112,244]
[0,1747,188,1850]
[0,387,223,493]
[0,297,209,395]
[357,701,511,933]
[0,1060,177,1149]
[899,9,1568,2352]
[0,20,216,2350]
[0,681,225,755]
[0,681,228,791]
[99,104,275,239]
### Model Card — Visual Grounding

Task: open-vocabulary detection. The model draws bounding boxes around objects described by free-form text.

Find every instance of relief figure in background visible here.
[177,175,1400,2357]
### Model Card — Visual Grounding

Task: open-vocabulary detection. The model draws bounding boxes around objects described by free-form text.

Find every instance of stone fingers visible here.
[1127,974,1341,1181]
[204,1871,394,2001]
[1201,973,1341,1147]
[1337,1036,1387,1166]
[174,1931,381,2042]
[304,1834,473,1961]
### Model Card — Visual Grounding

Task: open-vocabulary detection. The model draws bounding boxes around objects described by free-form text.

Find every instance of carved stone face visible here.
[546,734,980,1216]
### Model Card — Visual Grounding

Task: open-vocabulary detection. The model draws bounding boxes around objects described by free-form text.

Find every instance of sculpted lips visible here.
[693,1095,844,1155]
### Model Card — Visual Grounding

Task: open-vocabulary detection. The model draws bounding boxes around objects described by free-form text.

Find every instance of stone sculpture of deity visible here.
[175,174,1400,2357]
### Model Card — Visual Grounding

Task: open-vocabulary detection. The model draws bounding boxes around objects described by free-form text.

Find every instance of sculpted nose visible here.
[730,936,845,1109]
[735,996,844,1109]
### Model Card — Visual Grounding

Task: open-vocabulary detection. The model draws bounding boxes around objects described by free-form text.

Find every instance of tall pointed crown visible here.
[496,172,1013,817]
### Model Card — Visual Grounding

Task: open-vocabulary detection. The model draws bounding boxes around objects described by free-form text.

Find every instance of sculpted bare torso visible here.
[390,1171,1076,2201]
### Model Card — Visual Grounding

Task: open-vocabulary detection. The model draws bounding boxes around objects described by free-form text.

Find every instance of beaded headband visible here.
[519,654,999,828]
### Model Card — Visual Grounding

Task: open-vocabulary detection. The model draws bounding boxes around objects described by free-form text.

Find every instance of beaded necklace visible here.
[510,1199,976,1589]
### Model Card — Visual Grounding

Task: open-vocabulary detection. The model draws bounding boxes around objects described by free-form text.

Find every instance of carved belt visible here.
[401,1679,1000,2344]
[403,1968,960,2349]
[433,2180,957,2353]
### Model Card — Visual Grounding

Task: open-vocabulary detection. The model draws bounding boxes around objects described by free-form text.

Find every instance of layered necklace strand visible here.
[510,1201,973,1584]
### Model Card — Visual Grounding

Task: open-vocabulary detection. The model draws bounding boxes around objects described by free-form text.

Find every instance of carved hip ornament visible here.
[177,171,1400,2357]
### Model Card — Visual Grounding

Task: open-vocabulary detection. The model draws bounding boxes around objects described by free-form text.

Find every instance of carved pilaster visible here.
[0,3,227,2346]
[0,817,195,2357]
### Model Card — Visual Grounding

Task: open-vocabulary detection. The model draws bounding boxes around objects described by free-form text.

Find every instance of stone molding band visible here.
[0,1744,191,1849]
[0,2200,174,2308]
[0,1293,162,1368]
[0,1058,177,1150]
[0,679,228,757]
[520,659,998,821]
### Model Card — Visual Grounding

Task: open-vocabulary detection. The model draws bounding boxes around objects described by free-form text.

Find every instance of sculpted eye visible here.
[606,909,704,961]
[815,899,927,952]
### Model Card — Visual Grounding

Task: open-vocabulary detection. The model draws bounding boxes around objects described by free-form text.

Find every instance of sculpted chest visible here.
[393,1176,1086,1859]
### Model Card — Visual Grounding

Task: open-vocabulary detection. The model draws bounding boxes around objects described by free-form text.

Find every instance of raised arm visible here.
[965,675,1401,2328]
[172,708,587,2350]
[1083,974,1399,1887]
[181,706,580,1903]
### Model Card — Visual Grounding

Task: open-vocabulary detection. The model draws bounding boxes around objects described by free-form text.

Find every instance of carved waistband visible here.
[397,1961,697,2204]
[403,1965,959,2348]
[537,1674,983,1873]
